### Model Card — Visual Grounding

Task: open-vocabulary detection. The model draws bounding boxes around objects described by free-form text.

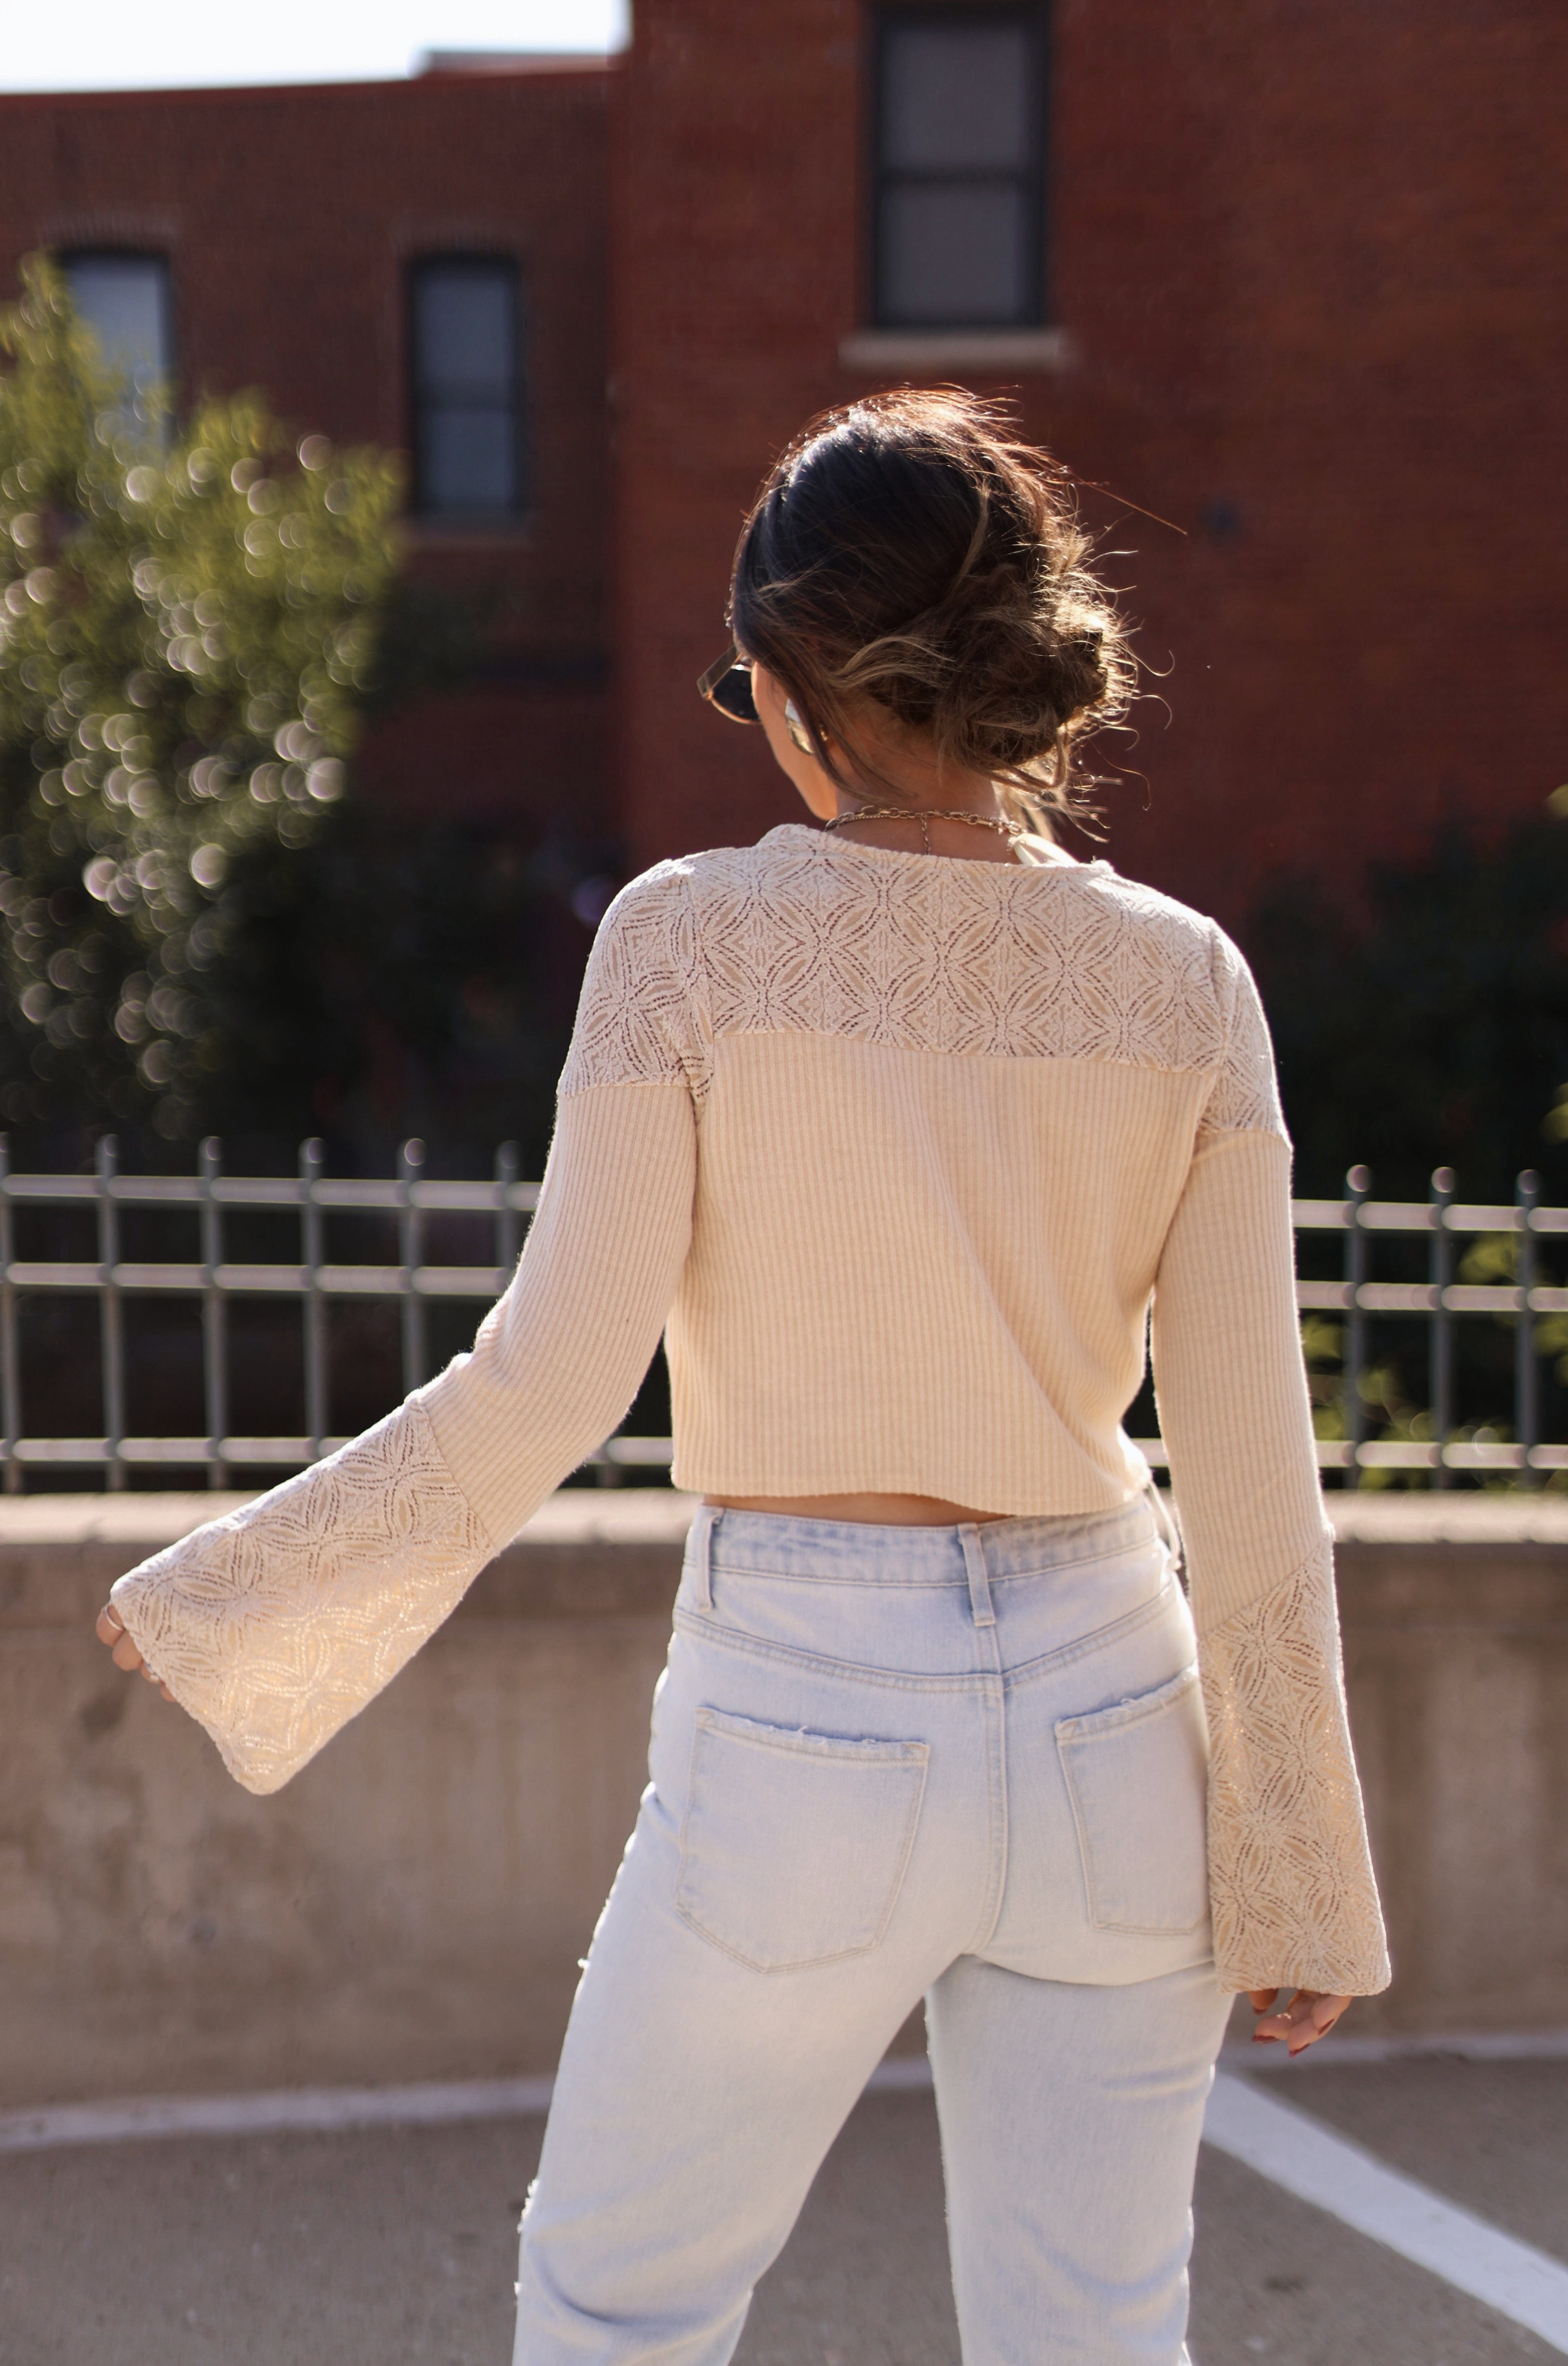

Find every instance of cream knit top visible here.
[112,822,1390,1998]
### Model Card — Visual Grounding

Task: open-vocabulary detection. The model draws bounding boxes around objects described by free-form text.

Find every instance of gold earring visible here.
[784,699,813,755]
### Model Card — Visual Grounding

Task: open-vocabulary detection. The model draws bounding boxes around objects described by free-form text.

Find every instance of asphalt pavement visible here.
[0,2055,1563,2365]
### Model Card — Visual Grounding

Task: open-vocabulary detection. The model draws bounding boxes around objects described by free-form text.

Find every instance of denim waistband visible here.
[685,1493,1164,1591]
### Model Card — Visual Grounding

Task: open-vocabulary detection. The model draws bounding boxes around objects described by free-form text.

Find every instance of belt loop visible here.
[690,1504,716,1612]
[1145,1481,1184,1588]
[958,1523,995,1628]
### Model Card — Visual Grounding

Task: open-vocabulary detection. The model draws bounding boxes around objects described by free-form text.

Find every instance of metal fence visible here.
[0,1140,1563,1491]
[1276,1163,1566,1485]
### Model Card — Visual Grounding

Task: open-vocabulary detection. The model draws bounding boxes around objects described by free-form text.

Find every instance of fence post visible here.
[0,1135,16,1494]
[300,1138,326,1459]
[399,1138,426,1393]
[200,1137,228,1489]
[97,1135,125,1492]
[1345,1164,1370,1485]
[1429,1166,1455,1489]
[1517,1168,1540,1488]
[495,1140,520,1277]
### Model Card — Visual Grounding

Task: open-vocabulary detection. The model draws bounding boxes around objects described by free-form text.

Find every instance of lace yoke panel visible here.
[560,830,1283,1139]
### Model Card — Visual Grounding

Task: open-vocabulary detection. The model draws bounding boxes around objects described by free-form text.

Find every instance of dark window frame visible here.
[868,3,1051,330]
[407,253,528,523]
[57,247,177,410]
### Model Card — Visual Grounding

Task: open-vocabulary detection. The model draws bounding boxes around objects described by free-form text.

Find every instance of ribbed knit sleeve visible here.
[420,863,702,1545]
[1152,942,1389,1997]
[419,1083,695,1548]
[109,872,700,1795]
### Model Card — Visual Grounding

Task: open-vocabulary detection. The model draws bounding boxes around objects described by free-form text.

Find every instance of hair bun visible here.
[731,390,1132,826]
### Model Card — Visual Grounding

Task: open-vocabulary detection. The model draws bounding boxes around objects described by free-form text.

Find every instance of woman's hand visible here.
[1248,1987,1351,2056]
[95,1602,175,1701]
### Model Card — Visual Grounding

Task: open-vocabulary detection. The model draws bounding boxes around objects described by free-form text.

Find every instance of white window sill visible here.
[400,516,533,549]
[838,327,1078,375]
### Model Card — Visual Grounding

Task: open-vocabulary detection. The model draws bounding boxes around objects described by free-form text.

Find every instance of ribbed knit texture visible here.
[111,824,1389,1996]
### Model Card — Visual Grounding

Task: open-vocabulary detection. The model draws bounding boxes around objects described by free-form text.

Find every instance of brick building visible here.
[0,61,612,841]
[2,5,1563,938]
[613,0,1567,929]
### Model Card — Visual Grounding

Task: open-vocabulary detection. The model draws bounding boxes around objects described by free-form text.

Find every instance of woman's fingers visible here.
[1305,1994,1352,2048]
[1252,1988,1352,2054]
[1253,1991,1303,2042]
[97,1599,162,1685]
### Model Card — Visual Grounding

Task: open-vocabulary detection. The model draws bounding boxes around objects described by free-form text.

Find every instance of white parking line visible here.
[1204,2071,1568,2354]
[0,2074,558,2154]
[0,2055,933,2156]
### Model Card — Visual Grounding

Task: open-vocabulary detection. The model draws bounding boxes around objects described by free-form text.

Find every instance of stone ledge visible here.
[0,1489,700,1631]
[0,1484,1561,1552]
[0,1487,1562,1635]
[1327,1492,1568,1546]
[0,1485,698,1553]
[465,1491,697,1620]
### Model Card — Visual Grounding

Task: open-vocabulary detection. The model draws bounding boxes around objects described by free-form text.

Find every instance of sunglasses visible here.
[698,645,814,752]
[697,644,760,723]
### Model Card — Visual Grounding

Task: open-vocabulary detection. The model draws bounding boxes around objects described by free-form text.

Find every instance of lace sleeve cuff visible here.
[109,1400,494,1796]
[1200,1541,1391,1996]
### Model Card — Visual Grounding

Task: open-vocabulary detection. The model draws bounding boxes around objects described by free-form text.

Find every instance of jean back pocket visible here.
[1056,1663,1209,1937]
[676,1706,929,1972]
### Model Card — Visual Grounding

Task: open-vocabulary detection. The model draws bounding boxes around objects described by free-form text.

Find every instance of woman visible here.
[99,390,1388,2365]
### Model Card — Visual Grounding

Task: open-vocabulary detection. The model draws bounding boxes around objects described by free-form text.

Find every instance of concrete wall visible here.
[0,1490,687,2109]
[1335,1495,1568,2036]
[0,1488,1564,2109]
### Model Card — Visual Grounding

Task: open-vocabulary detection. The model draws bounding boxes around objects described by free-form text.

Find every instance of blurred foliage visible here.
[186,810,613,1173]
[1248,789,1568,1203]
[1297,1311,1546,1491]
[0,253,402,1143]
[1257,801,1568,1484]
[1458,1228,1568,1393]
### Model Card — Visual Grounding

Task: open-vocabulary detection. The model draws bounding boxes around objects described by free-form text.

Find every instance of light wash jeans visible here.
[514,1496,1229,2365]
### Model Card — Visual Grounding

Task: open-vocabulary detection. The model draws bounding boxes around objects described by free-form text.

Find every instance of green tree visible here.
[1248,790,1568,1203]
[0,254,401,1141]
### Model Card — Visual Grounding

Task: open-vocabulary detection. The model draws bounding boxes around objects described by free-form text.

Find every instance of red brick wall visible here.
[612,0,1567,930]
[4,16,1561,924]
[0,68,612,832]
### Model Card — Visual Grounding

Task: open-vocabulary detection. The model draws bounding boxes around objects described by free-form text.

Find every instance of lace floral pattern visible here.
[1200,1543,1391,1994]
[559,858,705,1098]
[560,827,1283,1139]
[110,1401,493,1796]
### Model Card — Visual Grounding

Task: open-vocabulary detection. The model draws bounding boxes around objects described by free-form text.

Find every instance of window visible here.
[61,252,174,435]
[871,8,1048,329]
[410,257,525,519]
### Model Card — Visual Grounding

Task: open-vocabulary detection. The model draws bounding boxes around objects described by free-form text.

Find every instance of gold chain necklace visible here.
[822,805,1026,855]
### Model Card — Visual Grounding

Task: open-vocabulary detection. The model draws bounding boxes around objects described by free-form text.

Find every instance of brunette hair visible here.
[729,388,1133,831]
